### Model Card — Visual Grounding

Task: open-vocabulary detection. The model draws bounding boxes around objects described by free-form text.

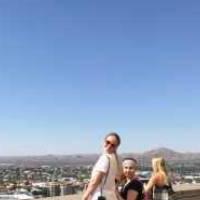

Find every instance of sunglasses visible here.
[105,140,118,148]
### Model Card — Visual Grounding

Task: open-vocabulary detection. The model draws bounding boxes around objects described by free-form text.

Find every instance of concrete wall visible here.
[39,184,200,200]
[39,191,200,200]
[172,189,200,200]
[171,184,200,200]
[39,194,82,200]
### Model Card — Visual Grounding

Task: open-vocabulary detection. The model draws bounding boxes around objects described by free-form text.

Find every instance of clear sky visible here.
[0,1,200,156]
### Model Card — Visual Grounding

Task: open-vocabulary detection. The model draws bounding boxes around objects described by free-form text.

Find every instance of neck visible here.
[126,175,137,182]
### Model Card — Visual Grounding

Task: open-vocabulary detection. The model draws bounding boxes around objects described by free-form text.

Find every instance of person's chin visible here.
[106,149,113,154]
[103,148,110,153]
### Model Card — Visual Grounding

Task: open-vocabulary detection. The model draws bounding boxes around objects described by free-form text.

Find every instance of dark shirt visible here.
[120,179,143,200]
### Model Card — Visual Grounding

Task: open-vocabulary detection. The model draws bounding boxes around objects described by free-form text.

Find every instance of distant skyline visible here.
[0,1,200,156]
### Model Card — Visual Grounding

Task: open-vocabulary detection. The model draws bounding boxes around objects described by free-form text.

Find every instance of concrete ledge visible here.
[171,189,200,200]
[39,194,82,200]
[39,184,200,200]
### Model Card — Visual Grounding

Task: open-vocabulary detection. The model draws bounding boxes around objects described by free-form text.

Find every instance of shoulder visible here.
[153,172,167,185]
[128,179,143,191]
[97,154,110,164]
[152,173,162,181]
[94,154,109,173]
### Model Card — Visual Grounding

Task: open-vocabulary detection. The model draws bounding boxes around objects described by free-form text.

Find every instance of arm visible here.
[82,171,105,200]
[144,176,156,193]
[82,155,109,200]
[127,189,138,200]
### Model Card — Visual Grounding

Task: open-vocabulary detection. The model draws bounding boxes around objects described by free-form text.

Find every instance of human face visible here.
[123,160,137,180]
[104,135,119,154]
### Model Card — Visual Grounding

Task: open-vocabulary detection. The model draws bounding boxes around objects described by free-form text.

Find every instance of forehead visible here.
[123,160,137,168]
[106,135,118,143]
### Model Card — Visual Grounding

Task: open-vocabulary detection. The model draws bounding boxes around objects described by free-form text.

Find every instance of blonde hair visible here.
[152,157,169,183]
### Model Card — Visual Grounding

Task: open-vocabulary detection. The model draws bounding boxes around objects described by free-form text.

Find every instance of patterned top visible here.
[153,185,169,200]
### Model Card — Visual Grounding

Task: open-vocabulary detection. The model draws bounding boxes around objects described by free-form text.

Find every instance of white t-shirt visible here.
[90,154,118,200]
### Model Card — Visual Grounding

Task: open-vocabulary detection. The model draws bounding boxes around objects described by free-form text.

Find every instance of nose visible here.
[125,168,130,173]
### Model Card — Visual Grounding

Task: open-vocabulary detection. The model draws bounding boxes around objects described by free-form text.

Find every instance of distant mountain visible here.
[143,147,200,161]
[1,147,200,167]
[122,147,200,167]
[144,147,178,155]
[142,147,182,160]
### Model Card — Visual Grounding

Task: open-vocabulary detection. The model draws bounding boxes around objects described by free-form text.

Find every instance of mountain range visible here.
[1,147,200,167]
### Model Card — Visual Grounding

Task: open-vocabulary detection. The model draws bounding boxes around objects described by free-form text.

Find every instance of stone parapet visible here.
[172,189,200,200]
[39,184,200,200]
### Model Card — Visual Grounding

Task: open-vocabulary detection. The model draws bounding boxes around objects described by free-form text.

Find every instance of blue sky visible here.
[0,1,200,156]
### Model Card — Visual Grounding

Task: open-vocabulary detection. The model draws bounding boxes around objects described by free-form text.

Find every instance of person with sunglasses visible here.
[82,132,122,200]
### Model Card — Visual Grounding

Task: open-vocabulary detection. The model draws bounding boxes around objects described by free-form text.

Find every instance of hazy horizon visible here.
[0,147,200,157]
